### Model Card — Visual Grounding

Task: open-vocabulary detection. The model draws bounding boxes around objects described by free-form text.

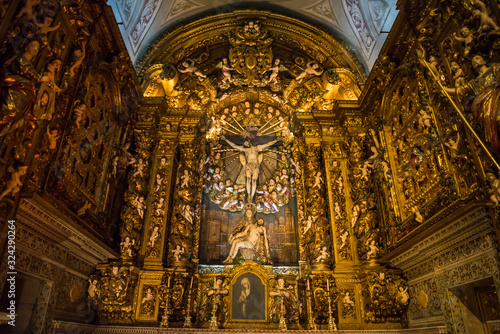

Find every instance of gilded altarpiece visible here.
[85,10,410,331]
[0,2,137,332]
[372,1,500,333]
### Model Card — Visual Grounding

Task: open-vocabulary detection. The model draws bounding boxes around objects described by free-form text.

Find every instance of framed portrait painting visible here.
[231,272,266,321]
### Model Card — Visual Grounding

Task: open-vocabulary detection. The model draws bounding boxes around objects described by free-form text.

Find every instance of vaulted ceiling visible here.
[109,0,398,72]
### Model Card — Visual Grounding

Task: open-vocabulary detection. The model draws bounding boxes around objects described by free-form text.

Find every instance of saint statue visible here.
[0,40,49,137]
[223,203,271,264]
[441,55,500,153]
[221,135,280,202]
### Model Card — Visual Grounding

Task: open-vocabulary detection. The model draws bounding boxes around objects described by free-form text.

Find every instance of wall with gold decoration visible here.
[0,0,499,333]
[0,0,139,332]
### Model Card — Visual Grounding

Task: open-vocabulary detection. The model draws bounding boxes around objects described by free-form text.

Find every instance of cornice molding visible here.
[16,198,118,266]
[388,206,493,269]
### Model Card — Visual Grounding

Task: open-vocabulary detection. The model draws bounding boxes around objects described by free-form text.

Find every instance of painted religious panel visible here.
[231,273,266,321]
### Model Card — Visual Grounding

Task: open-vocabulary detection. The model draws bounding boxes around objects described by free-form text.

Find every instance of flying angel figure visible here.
[178,58,206,81]
[267,58,288,84]
[216,57,234,83]
[77,200,92,216]
[295,61,323,84]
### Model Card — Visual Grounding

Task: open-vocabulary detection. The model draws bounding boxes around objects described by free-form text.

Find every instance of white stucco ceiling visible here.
[109,0,398,72]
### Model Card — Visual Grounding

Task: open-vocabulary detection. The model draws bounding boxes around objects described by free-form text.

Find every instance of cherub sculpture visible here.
[129,157,146,178]
[73,101,87,128]
[358,161,373,181]
[156,198,165,216]
[120,236,135,257]
[267,58,287,84]
[453,27,473,56]
[313,171,323,189]
[171,244,185,262]
[148,226,160,247]
[295,61,323,84]
[444,133,460,158]
[366,240,379,258]
[486,172,500,206]
[68,40,87,78]
[315,246,330,262]
[36,16,61,48]
[339,230,349,249]
[218,57,233,83]
[450,61,466,87]
[46,126,60,150]
[180,169,191,188]
[473,0,500,32]
[418,47,445,82]
[155,174,163,192]
[16,0,39,21]
[136,196,145,218]
[178,58,206,81]
[412,206,424,223]
[77,200,91,216]
[0,163,28,201]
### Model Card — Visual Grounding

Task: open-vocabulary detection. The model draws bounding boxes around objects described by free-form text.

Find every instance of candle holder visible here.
[209,297,219,330]
[183,288,193,328]
[160,287,170,328]
[279,291,287,331]
[327,293,338,331]
[307,285,317,330]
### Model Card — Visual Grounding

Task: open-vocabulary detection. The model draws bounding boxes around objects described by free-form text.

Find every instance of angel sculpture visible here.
[68,40,87,78]
[178,58,206,81]
[36,16,61,48]
[46,126,60,150]
[473,0,500,32]
[450,61,466,87]
[16,0,39,21]
[486,172,500,206]
[129,157,147,178]
[444,133,460,158]
[156,198,165,216]
[0,163,28,201]
[171,244,185,262]
[217,57,234,83]
[453,27,473,57]
[267,58,287,84]
[77,200,91,216]
[121,237,135,257]
[295,61,323,84]
[136,196,146,218]
[412,206,424,223]
[315,246,330,262]
[417,47,445,82]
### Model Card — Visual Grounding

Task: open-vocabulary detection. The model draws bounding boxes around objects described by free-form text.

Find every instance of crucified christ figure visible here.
[221,135,280,202]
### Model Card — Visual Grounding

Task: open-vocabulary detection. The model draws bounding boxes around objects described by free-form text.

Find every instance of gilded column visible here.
[324,130,363,328]
[323,141,354,266]
[292,136,308,270]
[119,127,153,262]
[300,121,332,271]
[141,132,177,269]
[166,117,204,269]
